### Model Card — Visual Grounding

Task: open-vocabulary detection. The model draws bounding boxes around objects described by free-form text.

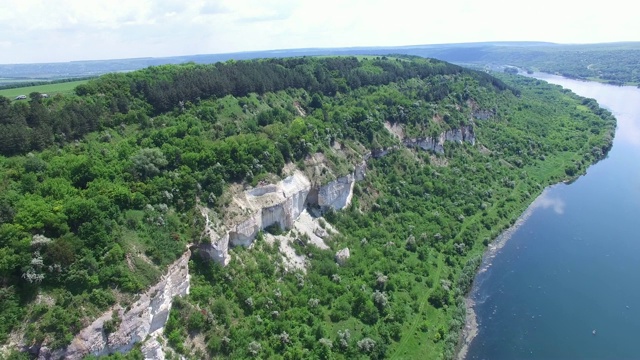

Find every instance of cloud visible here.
[238,12,292,23]
[220,0,297,23]
[0,2,141,33]
[0,0,638,64]
[147,0,191,18]
[199,1,229,15]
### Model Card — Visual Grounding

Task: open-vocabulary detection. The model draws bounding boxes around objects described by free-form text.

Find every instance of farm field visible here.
[0,80,87,99]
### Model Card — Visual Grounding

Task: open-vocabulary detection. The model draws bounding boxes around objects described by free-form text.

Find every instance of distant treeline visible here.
[78,56,515,114]
[0,56,515,156]
[467,46,640,86]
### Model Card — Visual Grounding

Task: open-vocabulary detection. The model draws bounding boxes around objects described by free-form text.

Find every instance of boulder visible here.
[335,247,350,266]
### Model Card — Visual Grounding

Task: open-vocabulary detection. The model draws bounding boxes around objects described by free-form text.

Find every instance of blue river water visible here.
[466,74,640,359]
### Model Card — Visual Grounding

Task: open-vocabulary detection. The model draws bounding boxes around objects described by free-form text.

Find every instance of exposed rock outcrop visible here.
[354,161,367,181]
[403,125,476,154]
[336,247,350,266]
[231,213,262,247]
[314,227,328,239]
[473,109,494,120]
[318,174,355,211]
[140,338,165,360]
[198,169,359,266]
[371,147,398,158]
[198,208,230,266]
[42,250,191,360]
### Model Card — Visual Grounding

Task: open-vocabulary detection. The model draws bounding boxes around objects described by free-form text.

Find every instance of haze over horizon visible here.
[1,0,637,64]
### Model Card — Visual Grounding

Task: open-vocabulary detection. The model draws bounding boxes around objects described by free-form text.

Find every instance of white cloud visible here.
[200,2,230,15]
[0,0,637,63]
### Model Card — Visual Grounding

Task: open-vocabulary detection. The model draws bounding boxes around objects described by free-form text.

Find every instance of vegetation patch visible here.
[0,80,89,99]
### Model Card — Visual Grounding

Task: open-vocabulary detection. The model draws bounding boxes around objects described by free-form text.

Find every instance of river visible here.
[465,74,640,359]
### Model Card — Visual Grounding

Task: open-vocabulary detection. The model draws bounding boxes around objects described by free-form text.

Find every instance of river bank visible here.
[461,74,640,359]
[455,189,549,360]
[455,72,618,359]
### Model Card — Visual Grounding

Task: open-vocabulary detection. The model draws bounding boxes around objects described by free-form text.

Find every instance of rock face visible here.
[44,250,191,360]
[198,172,313,265]
[371,147,397,159]
[199,207,231,266]
[140,338,165,360]
[318,174,355,211]
[354,161,367,181]
[403,125,476,154]
[473,109,494,120]
[231,213,262,247]
[199,170,359,266]
[242,172,311,231]
[335,247,350,266]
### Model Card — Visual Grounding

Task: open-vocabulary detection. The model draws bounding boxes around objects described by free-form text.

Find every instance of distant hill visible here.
[1,41,639,85]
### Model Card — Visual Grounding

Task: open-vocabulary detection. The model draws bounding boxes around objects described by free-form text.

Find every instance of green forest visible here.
[0,56,615,359]
[470,43,640,85]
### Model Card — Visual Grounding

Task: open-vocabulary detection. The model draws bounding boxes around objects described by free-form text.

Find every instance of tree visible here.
[310,93,323,109]
[130,148,168,180]
[248,341,262,356]
[428,286,450,309]
[357,337,376,353]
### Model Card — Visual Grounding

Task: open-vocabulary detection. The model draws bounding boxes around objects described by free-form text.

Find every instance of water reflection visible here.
[533,192,565,214]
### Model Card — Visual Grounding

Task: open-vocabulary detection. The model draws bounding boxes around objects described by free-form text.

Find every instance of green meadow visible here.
[0,80,88,99]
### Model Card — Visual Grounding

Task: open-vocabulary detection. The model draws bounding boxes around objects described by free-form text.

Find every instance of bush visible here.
[428,286,449,309]
[265,222,284,235]
[188,310,206,332]
[329,297,352,322]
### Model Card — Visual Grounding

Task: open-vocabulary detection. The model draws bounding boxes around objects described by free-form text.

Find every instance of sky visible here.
[0,0,637,64]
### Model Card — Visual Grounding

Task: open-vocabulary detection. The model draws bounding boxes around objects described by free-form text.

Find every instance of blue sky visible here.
[0,0,637,64]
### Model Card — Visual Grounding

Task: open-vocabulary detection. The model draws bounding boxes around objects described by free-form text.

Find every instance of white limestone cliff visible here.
[41,250,191,360]
[230,213,262,247]
[198,207,230,266]
[318,174,355,211]
[198,169,358,266]
[403,125,476,154]
[198,125,475,267]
